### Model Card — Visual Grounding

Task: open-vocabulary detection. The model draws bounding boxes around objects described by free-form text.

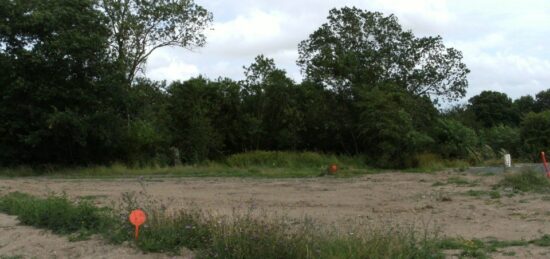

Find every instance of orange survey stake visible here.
[129,209,147,240]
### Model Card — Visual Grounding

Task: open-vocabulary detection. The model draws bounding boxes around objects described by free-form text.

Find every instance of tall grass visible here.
[495,170,550,193]
[224,151,367,168]
[0,151,374,178]
[0,192,444,258]
[0,192,111,239]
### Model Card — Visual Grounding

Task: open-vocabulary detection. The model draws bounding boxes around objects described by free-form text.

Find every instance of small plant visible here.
[530,235,550,246]
[447,176,476,186]
[489,191,501,199]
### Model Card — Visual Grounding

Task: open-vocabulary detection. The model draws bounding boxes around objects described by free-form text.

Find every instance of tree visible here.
[468,91,518,128]
[356,85,434,168]
[432,119,478,159]
[166,77,223,162]
[481,125,520,156]
[297,7,469,101]
[535,89,550,112]
[241,55,304,150]
[100,0,213,84]
[521,111,550,159]
[514,95,536,116]
[0,0,126,165]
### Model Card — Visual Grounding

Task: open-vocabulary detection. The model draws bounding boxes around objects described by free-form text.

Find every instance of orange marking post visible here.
[129,209,147,240]
[328,164,338,174]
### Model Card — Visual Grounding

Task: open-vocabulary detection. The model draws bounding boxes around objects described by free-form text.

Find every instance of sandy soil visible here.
[2,172,550,258]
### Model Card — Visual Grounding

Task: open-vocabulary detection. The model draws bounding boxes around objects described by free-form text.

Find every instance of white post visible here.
[504,154,512,168]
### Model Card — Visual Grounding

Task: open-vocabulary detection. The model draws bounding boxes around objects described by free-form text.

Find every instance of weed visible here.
[465,190,501,199]
[447,176,477,186]
[432,181,446,187]
[0,192,111,238]
[489,191,501,199]
[530,235,550,246]
[438,237,528,258]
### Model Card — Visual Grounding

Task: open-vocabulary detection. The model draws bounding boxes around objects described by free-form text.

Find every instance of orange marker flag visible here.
[129,209,147,240]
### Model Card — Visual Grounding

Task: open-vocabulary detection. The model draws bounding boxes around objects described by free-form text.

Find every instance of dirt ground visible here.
[2,172,550,258]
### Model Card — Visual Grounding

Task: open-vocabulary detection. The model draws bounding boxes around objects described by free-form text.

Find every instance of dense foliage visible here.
[1,3,548,169]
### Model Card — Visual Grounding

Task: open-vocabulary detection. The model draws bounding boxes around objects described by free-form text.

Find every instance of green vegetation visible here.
[495,170,550,193]
[1,1,549,172]
[432,176,478,187]
[0,192,444,258]
[0,192,111,239]
[438,237,534,258]
[0,151,375,178]
[465,190,501,199]
[5,191,550,258]
[529,235,550,246]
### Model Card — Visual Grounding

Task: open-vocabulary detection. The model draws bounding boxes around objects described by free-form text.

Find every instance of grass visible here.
[0,151,475,179]
[438,237,532,258]
[0,192,445,258]
[432,176,478,187]
[0,152,378,179]
[4,191,550,258]
[405,153,470,173]
[465,190,501,199]
[495,170,550,193]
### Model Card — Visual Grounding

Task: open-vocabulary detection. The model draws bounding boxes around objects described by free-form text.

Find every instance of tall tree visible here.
[468,91,518,128]
[100,0,213,84]
[241,55,304,150]
[535,89,550,112]
[513,95,536,116]
[0,0,126,165]
[297,7,469,101]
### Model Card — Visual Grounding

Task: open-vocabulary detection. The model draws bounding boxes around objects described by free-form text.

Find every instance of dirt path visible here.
[2,172,550,257]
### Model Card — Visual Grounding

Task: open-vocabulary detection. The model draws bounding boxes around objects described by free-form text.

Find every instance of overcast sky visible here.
[144,0,550,103]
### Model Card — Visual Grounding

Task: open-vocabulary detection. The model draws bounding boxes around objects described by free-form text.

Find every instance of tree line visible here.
[0,2,547,168]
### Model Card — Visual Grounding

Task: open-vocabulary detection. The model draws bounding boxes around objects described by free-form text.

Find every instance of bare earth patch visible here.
[1,172,550,258]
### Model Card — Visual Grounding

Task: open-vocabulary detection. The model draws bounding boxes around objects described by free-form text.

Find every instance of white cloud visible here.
[145,49,200,81]
[145,0,550,101]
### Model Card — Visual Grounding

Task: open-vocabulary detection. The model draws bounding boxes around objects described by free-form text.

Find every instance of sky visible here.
[144,0,550,103]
